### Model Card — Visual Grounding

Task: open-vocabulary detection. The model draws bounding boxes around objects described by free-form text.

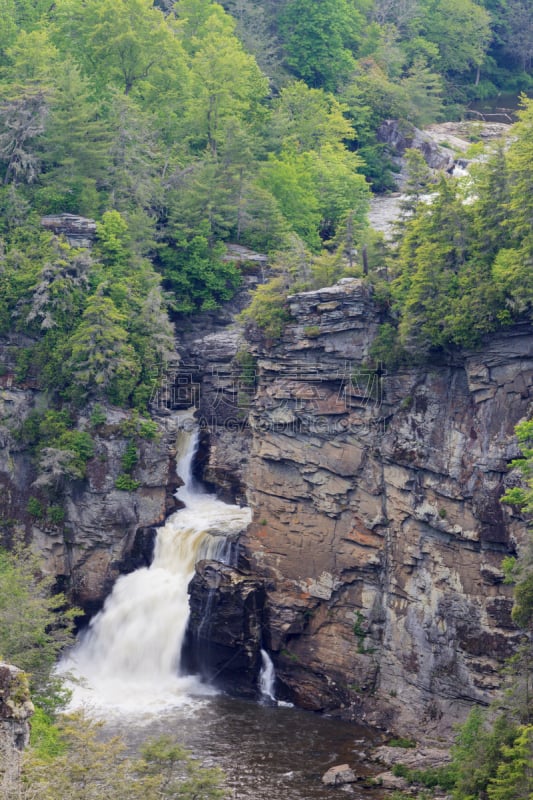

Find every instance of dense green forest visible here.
[370,99,533,362]
[0,0,531,413]
[246,98,533,355]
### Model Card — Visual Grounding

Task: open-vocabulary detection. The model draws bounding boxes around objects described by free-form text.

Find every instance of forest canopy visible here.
[0,0,531,410]
[371,98,533,361]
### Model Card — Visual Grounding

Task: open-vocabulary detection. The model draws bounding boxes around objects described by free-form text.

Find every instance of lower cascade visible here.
[259,649,277,704]
[60,416,252,713]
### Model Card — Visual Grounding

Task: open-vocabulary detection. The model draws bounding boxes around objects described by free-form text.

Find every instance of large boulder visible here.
[321,764,357,786]
[378,119,454,171]
[183,561,266,696]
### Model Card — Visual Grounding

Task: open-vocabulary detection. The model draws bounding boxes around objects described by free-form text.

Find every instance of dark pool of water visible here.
[466,92,531,122]
[108,693,387,800]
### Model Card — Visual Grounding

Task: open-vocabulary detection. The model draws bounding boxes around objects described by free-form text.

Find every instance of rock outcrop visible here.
[0,663,33,753]
[222,279,532,738]
[378,119,455,172]
[173,254,270,504]
[40,214,97,249]
[321,764,358,786]
[0,367,181,614]
[183,560,266,696]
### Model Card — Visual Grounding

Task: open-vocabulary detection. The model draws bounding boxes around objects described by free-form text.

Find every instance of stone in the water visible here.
[321,764,357,786]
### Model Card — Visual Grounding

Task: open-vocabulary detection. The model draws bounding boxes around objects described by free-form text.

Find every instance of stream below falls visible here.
[105,695,382,800]
[59,415,386,799]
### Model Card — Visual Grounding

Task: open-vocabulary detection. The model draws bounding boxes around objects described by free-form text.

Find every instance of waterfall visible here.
[59,415,251,714]
[259,649,277,704]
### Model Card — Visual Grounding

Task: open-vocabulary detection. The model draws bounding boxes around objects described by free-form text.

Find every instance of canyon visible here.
[1,266,531,740]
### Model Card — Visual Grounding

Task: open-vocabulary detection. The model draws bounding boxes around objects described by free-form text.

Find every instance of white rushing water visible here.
[259,649,277,703]
[59,415,252,715]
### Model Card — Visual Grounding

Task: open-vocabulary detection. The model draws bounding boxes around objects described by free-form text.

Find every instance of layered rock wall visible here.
[237,280,531,737]
[0,363,180,614]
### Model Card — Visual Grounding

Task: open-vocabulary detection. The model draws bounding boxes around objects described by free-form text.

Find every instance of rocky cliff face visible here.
[0,361,180,615]
[173,252,270,504]
[200,279,531,738]
[0,663,33,756]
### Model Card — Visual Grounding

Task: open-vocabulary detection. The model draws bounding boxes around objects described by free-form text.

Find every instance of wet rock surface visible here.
[378,119,455,172]
[175,258,270,505]
[371,744,451,770]
[184,560,266,697]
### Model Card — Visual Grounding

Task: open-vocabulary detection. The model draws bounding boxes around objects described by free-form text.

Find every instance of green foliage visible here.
[0,0,525,406]
[138,419,159,440]
[388,737,417,748]
[48,505,65,525]
[241,275,292,340]
[352,609,375,654]
[502,416,533,631]
[369,323,407,369]
[278,0,364,91]
[449,709,520,799]
[0,542,77,709]
[0,0,529,439]
[352,610,367,640]
[18,409,95,484]
[260,151,322,251]
[27,496,44,518]
[30,706,66,761]
[379,99,533,360]
[14,348,33,382]
[68,291,140,405]
[487,724,533,800]
[90,404,107,429]
[304,325,321,339]
[115,473,141,492]
[121,441,139,473]
[56,431,94,476]
[0,223,171,411]
[139,734,226,799]
[392,762,456,790]
[234,350,257,387]
[19,714,227,799]
[443,412,533,800]
[420,0,492,77]
[158,231,242,313]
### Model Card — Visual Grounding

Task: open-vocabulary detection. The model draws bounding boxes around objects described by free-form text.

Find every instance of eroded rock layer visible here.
[236,279,531,737]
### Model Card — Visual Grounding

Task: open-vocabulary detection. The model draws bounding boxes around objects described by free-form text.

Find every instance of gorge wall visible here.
[193,279,531,739]
[2,267,530,741]
[0,348,180,616]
